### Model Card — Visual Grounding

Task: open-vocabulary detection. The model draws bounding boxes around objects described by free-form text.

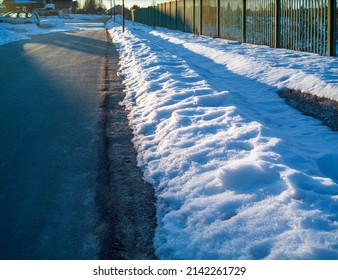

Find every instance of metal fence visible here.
[131,0,337,56]
[219,0,243,41]
[279,1,330,54]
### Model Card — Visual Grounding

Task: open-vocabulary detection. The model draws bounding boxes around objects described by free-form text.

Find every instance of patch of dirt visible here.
[278,88,338,131]
[96,31,157,260]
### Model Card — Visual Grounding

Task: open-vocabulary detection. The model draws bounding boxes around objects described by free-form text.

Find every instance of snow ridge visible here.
[107,19,338,260]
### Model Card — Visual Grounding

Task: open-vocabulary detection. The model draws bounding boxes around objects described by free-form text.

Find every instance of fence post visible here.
[122,0,125,32]
[164,2,167,29]
[200,0,203,35]
[183,0,186,32]
[217,0,220,38]
[176,0,178,31]
[328,0,337,56]
[242,0,246,43]
[168,1,171,29]
[193,0,196,34]
[154,4,156,26]
[274,0,281,48]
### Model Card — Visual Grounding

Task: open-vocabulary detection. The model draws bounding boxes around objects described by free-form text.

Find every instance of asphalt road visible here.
[0,20,156,259]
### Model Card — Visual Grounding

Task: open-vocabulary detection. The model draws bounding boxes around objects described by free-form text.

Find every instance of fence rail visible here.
[131,0,337,56]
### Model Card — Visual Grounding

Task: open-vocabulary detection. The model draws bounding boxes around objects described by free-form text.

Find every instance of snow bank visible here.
[107,18,338,260]
[0,25,29,44]
[149,31,338,101]
[0,14,107,45]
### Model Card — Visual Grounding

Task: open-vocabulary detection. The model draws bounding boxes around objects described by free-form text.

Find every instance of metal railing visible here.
[131,0,337,56]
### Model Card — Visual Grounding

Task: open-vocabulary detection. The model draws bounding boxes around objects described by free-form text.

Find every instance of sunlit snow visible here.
[107,17,338,260]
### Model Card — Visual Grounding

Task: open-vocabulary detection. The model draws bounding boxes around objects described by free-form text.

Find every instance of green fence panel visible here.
[246,0,274,46]
[156,3,161,27]
[135,8,144,24]
[131,0,336,56]
[164,2,169,28]
[170,0,177,30]
[202,0,218,37]
[219,0,243,41]
[280,0,329,55]
[163,2,168,28]
[159,3,165,27]
[154,4,160,27]
[144,8,149,25]
[177,0,185,31]
[195,0,202,34]
[132,8,138,23]
[149,6,155,27]
[185,0,194,33]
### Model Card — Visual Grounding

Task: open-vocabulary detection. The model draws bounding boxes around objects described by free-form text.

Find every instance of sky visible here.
[104,0,165,8]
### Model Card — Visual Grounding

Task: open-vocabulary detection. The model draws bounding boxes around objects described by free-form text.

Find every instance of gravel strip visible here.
[278,88,338,131]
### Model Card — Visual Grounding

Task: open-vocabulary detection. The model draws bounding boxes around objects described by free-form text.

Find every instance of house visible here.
[1,0,78,13]
[52,0,72,10]
[107,4,131,18]
[1,0,44,12]
[107,4,123,15]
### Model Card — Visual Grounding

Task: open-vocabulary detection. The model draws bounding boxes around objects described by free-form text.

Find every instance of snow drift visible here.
[107,18,338,260]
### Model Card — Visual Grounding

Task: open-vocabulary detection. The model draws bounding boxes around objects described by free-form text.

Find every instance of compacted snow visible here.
[107,18,338,260]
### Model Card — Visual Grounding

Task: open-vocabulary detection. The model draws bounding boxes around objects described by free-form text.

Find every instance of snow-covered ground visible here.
[0,14,105,45]
[107,18,338,260]
[2,14,338,260]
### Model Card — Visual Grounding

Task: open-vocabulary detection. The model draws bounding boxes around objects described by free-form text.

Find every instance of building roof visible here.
[2,0,44,3]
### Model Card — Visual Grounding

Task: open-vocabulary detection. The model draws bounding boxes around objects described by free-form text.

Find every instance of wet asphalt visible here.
[0,19,156,260]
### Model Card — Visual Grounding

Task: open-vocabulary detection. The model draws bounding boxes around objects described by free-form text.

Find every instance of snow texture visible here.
[107,18,338,260]
[2,14,337,260]
[0,14,103,45]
